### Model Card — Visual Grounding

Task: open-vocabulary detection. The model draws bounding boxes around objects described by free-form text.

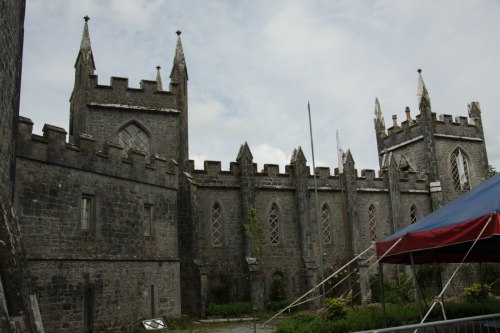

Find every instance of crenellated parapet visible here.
[17,116,178,189]
[86,75,180,112]
[187,155,428,194]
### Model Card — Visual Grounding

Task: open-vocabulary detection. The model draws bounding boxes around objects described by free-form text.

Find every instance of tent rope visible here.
[297,240,405,333]
[263,244,374,325]
[264,237,404,330]
[415,214,493,332]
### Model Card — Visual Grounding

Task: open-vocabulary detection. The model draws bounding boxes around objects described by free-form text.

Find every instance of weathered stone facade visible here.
[0,8,492,332]
[1,0,43,331]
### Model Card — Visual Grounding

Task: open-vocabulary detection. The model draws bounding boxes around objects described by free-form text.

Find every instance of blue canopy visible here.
[376,174,500,264]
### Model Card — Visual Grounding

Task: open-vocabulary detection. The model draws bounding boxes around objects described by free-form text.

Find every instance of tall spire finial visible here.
[170,30,188,82]
[374,97,382,119]
[80,16,92,52]
[417,68,431,112]
[77,15,95,70]
[156,65,163,91]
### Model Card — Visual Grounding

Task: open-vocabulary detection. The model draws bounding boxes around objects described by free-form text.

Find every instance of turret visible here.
[417,68,432,118]
[373,98,386,168]
[70,16,96,143]
[170,31,189,171]
[156,65,163,91]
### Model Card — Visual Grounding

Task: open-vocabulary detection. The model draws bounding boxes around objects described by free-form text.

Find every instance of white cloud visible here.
[20,0,500,173]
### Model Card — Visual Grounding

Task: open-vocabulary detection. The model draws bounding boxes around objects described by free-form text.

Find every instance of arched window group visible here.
[451,148,470,191]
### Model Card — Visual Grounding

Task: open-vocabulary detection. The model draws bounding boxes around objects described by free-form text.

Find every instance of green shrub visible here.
[464,283,492,302]
[370,273,415,304]
[324,297,348,320]
[444,298,500,318]
[275,299,500,333]
[206,302,253,318]
[266,299,293,312]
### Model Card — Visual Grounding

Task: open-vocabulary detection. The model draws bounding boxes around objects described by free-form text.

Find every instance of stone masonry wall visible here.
[29,260,180,333]
[15,118,180,330]
[0,1,42,331]
[190,159,432,307]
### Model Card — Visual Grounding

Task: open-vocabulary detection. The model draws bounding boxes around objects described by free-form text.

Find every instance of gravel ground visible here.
[170,321,276,333]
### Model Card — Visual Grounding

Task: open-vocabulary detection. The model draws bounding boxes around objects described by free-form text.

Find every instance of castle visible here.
[0,5,490,332]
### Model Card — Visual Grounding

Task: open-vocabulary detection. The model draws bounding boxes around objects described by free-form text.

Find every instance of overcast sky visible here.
[20,0,500,174]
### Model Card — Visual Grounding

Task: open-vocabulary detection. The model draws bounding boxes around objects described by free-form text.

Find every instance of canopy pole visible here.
[378,262,387,328]
[417,214,494,328]
[410,253,424,321]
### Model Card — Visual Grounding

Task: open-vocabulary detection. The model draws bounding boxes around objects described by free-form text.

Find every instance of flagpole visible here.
[308,101,326,306]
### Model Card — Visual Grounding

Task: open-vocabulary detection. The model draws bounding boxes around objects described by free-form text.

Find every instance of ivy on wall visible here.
[243,207,263,261]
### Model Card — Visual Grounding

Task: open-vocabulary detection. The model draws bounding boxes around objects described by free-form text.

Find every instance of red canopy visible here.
[376,174,500,264]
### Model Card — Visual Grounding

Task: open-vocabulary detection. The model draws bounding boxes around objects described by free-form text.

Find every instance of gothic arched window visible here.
[269,203,280,244]
[410,205,418,224]
[211,203,222,247]
[321,204,331,244]
[451,148,470,191]
[368,205,376,242]
[116,122,151,157]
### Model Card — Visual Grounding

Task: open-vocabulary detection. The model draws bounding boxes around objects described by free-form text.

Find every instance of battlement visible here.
[187,156,428,193]
[85,74,180,112]
[380,106,483,151]
[17,116,178,189]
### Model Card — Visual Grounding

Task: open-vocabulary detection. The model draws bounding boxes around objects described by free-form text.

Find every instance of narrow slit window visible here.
[81,195,93,231]
[368,205,376,241]
[150,284,155,318]
[211,203,222,247]
[144,205,152,237]
[84,286,95,329]
[269,204,279,244]
[321,204,331,244]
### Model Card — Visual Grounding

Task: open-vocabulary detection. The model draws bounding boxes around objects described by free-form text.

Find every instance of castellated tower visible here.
[374,69,489,208]
[69,18,189,168]
[11,17,184,332]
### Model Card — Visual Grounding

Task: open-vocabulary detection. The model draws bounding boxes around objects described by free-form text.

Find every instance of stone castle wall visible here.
[15,118,180,331]
[188,158,432,305]
[0,0,43,331]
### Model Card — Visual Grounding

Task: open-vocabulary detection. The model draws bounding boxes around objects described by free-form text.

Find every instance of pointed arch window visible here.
[368,205,376,242]
[410,205,418,224]
[211,203,222,247]
[269,204,280,244]
[116,123,151,157]
[451,148,470,191]
[321,204,331,244]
